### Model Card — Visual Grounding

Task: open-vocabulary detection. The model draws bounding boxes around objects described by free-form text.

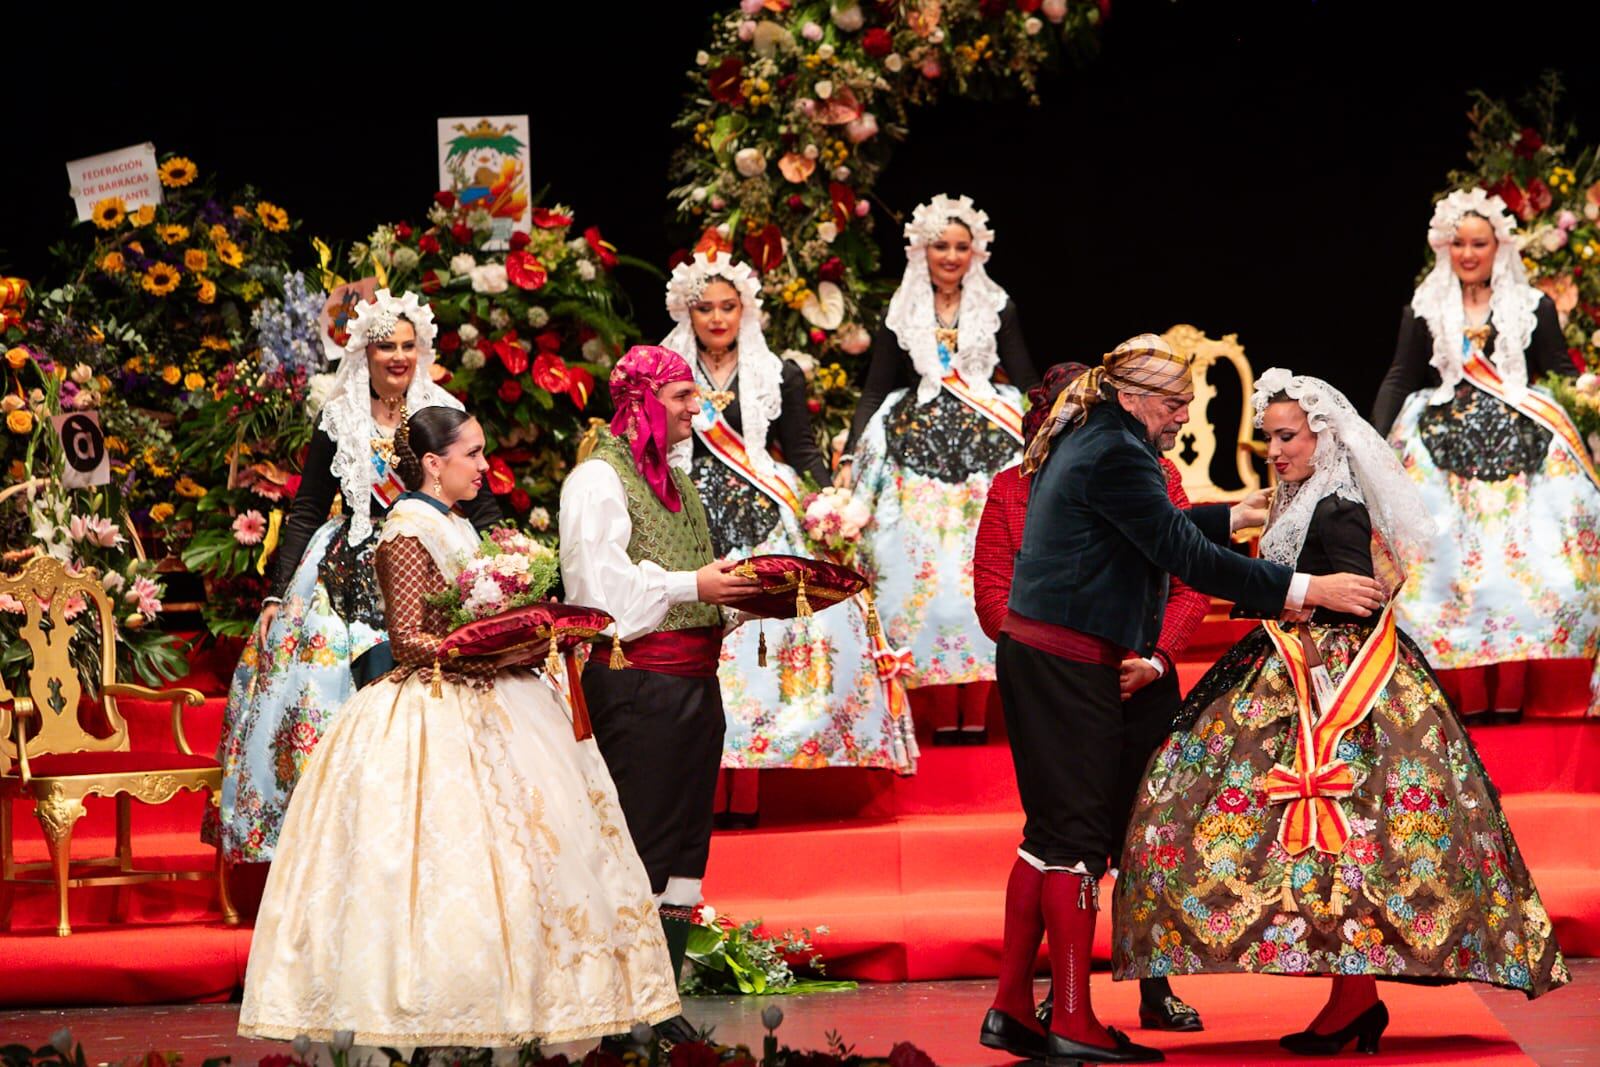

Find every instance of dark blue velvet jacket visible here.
[1008,402,1293,655]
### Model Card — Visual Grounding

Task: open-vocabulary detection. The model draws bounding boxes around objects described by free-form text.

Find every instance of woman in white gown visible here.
[239,407,681,1048]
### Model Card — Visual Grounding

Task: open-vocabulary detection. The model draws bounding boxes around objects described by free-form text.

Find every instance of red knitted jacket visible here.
[973,457,1210,670]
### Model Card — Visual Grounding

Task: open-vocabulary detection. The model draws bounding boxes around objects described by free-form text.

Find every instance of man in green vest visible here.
[559,344,758,1041]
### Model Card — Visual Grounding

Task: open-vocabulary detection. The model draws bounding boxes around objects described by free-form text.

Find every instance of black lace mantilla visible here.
[316,514,385,632]
[691,455,783,556]
[885,389,1017,481]
[1417,381,1551,481]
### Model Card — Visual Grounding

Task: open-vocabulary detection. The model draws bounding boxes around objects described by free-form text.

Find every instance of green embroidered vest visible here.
[589,429,722,633]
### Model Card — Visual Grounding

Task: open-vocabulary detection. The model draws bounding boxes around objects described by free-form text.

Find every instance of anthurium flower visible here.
[742,223,784,273]
[506,250,547,291]
[494,333,529,375]
[486,455,516,495]
[531,207,573,229]
[584,226,617,270]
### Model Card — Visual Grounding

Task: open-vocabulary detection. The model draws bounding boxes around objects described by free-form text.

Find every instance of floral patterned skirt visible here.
[851,387,1020,688]
[1113,623,1568,998]
[1389,388,1600,679]
[690,455,915,772]
[202,518,387,863]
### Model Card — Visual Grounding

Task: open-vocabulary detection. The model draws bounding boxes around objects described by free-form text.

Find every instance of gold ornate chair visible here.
[0,553,237,936]
[1159,324,1272,503]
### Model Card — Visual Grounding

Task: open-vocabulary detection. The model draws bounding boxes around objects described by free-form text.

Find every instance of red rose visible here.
[1257,941,1278,963]
[787,194,805,211]
[862,27,894,57]
[494,334,530,375]
[506,250,547,291]
[420,271,442,294]
[510,231,531,250]
[439,331,461,354]
[1154,843,1183,869]
[1526,177,1553,215]
[1400,786,1429,812]
[584,226,618,270]
[535,328,564,353]
[1489,177,1531,222]
[486,455,516,495]
[451,222,473,244]
[1573,347,1587,373]
[829,182,857,231]
[1514,126,1544,159]
[809,327,827,344]
[531,207,574,228]
[819,256,845,283]
[707,56,745,105]
[418,233,440,254]
[743,223,784,273]
[497,377,523,403]
[434,190,456,210]
[1217,787,1250,813]
[509,487,531,513]
[394,221,413,240]
[807,397,822,414]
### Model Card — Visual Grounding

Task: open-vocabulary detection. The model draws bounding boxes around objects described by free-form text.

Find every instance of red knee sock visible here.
[1042,871,1113,1049]
[1309,974,1379,1034]
[990,857,1046,1029]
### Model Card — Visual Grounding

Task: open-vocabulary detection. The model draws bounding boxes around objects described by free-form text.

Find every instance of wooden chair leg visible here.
[216,847,239,926]
[0,798,14,932]
[112,794,133,923]
[36,790,86,937]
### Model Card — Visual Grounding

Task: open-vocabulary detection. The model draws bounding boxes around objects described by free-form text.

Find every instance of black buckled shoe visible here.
[980,1008,1048,1061]
[1278,1001,1388,1056]
[1046,1026,1165,1064]
[1139,994,1204,1032]
[654,1013,702,1047]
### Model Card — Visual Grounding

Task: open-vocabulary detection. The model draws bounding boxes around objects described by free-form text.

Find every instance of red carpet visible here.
[1,633,1596,1005]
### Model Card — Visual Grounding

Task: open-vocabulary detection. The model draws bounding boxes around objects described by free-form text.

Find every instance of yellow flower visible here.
[96,375,111,391]
[104,435,126,454]
[184,371,205,391]
[174,476,207,499]
[142,263,182,296]
[184,248,209,273]
[124,355,145,373]
[216,241,244,268]
[161,365,182,385]
[197,278,217,305]
[131,204,156,227]
[100,251,126,274]
[92,197,126,229]
[208,224,228,244]
[5,346,29,369]
[5,410,33,435]
[199,335,231,351]
[88,325,105,344]
[156,224,190,244]
[149,502,175,523]
[255,201,290,232]
[158,156,198,188]
[233,205,250,220]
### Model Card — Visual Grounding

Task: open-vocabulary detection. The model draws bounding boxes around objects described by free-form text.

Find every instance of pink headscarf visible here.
[609,344,695,512]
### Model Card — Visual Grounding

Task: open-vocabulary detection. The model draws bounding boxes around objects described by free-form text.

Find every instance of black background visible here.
[4,0,1598,418]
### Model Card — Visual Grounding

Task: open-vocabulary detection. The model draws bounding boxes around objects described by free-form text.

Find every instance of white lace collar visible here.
[378,496,478,580]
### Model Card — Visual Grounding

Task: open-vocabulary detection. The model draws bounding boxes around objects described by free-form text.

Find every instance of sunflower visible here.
[197,278,217,305]
[156,224,190,244]
[92,197,126,229]
[158,157,197,188]
[199,335,231,351]
[141,263,182,296]
[208,224,228,244]
[183,372,205,391]
[5,410,33,435]
[183,248,208,272]
[131,205,156,227]
[104,435,126,454]
[255,201,290,232]
[216,240,244,268]
[174,476,207,499]
[99,251,125,274]
[148,502,175,523]
[161,365,182,385]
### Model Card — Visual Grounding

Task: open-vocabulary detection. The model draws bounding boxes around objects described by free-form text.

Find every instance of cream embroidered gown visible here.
[238,495,681,1047]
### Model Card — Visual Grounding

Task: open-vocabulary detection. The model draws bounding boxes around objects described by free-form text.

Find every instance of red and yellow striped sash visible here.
[1460,351,1600,491]
[693,405,805,515]
[1261,599,1401,856]
[941,372,1024,444]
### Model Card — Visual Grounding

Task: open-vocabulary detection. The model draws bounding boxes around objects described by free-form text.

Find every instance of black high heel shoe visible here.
[1278,1000,1388,1056]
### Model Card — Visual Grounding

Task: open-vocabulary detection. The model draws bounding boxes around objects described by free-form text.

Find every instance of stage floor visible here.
[2,961,1594,1066]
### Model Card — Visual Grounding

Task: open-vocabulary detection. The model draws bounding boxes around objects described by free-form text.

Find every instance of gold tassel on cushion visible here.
[609,638,629,670]
[1330,879,1348,916]
[795,573,812,618]
[546,638,561,677]
[1280,871,1297,913]
[758,623,768,667]
[865,597,882,640]
[430,657,443,698]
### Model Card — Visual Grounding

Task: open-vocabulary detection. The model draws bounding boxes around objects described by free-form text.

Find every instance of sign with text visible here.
[52,412,110,488]
[66,143,162,221]
[437,116,531,247]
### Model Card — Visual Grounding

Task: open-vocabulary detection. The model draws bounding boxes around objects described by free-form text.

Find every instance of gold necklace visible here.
[699,354,737,412]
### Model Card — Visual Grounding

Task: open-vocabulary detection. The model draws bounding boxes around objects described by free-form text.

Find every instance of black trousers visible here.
[997,635,1180,877]
[582,663,725,894]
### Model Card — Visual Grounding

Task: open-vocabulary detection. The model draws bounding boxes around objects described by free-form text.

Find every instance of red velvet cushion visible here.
[723,554,867,619]
[438,602,615,661]
[2,750,219,789]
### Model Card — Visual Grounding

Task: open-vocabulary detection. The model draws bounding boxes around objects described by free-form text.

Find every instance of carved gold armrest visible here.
[102,683,206,756]
[10,697,36,784]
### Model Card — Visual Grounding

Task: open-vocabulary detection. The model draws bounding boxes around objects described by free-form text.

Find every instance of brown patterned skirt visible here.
[1112,622,1568,998]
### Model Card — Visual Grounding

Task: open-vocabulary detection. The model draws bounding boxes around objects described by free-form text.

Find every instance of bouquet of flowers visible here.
[799,486,873,564]
[429,526,559,628]
[681,902,854,997]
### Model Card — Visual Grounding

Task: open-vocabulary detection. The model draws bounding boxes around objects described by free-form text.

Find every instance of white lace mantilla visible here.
[1253,368,1436,568]
[886,194,1008,403]
[321,289,463,546]
[1411,188,1542,406]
